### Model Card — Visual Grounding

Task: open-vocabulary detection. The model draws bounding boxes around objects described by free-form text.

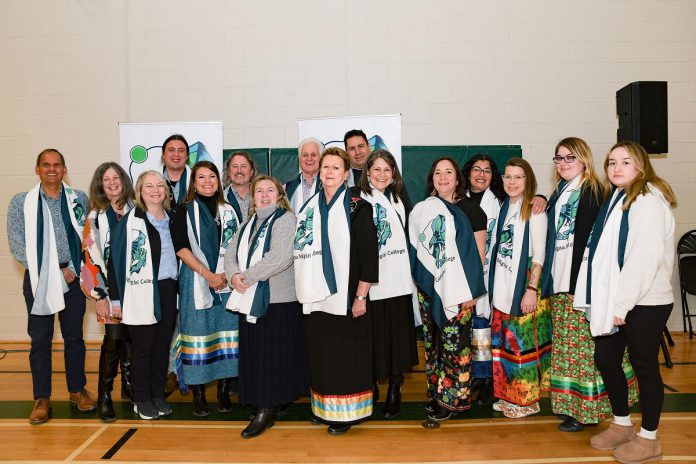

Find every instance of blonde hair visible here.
[505,158,537,222]
[552,137,602,200]
[248,175,292,218]
[603,141,677,210]
[135,170,172,211]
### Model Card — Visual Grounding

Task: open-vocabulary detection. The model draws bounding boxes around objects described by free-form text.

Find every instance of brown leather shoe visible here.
[164,372,179,396]
[29,398,51,425]
[590,422,635,451]
[69,389,97,412]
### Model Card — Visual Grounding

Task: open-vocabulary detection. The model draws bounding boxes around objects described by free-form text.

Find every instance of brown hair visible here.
[36,148,66,167]
[603,141,677,210]
[504,158,537,221]
[425,157,467,202]
[223,151,258,188]
[248,175,292,217]
[357,149,404,202]
[183,161,226,205]
[88,162,135,211]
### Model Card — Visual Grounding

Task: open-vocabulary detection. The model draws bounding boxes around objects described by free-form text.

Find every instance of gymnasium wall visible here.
[0,0,694,339]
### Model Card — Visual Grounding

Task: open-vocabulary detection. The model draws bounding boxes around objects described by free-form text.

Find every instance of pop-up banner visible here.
[119,122,224,182]
[297,114,402,167]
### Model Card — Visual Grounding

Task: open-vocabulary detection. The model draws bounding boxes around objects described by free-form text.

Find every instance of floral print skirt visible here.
[419,291,473,412]
[492,300,552,407]
[548,293,638,424]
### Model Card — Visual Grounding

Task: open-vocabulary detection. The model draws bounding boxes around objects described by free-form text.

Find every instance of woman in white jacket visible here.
[578,141,677,464]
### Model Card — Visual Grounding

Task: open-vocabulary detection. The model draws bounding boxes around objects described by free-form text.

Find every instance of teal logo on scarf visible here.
[373,204,392,250]
[221,218,238,248]
[498,223,514,259]
[484,218,496,265]
[418,214,447,269]
[556,189,580,240]
[129,231,148,275]
[294,207,314,251]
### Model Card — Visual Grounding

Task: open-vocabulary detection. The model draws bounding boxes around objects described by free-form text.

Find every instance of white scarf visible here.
[121,210,158,325]
[574,189,625,337]
[294,188,351,316]
[95,203,133,264]
[551,175,582,293]
[24,182,85,316]
[409,196,482,323]
[226,209,278,323]
[186,201,239,310]
[360,187,414,301]
[289,174,320,213]
[469,188,501,319]
[491,200,527,314]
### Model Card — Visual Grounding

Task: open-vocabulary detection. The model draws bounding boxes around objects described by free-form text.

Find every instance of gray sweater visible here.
[224,207,297,304]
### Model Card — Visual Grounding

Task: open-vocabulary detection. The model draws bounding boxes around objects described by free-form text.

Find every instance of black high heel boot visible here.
[97,337,122,422]
[119,339,133,402]
[476,378,494,406]
[191,385,210,417]
[241,407,275,438]
[217,378,233,413]
[383,378,403,419]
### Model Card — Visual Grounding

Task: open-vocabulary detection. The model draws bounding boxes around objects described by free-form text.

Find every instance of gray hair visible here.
[298,137,325,156]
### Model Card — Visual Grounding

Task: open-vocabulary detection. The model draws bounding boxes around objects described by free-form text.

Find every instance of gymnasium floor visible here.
[0,334,694,463]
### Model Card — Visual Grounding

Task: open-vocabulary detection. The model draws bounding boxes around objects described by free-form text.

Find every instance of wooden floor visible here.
[0,332,695,463]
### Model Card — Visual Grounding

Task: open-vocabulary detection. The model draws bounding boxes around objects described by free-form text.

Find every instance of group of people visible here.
[8,130,676,463]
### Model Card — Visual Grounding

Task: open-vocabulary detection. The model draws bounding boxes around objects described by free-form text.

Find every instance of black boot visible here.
[383,380,402,419]
[97,337,121,422]
[217,378,233,413]
[119,339,133,402]
[373,381,380,403]
[191,385,210,417]
[241,407,275,438]
[476,378,494,406]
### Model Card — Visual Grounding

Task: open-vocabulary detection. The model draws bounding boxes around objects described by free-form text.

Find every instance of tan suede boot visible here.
[590,422,635,450]
[613,435,662,464]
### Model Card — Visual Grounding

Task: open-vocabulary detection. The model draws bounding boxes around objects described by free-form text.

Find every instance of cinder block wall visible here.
[1,0,694,340]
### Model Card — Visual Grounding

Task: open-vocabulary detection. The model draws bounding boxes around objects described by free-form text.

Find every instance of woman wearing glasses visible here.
[541,138,637,432]
[489,158,549,418]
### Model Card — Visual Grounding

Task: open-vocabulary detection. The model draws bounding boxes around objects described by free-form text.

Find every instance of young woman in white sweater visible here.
[576,141,677,464]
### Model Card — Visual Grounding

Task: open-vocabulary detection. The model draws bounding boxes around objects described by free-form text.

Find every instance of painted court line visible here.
[63,424,107,462]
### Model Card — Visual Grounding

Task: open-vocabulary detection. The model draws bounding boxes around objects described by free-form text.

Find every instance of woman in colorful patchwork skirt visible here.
[541,137,637,432]
[489,158,549,418]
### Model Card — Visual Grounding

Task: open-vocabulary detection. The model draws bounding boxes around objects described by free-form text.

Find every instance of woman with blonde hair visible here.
[575,141,676,463]
[294,147,378,435]
[225,175,308,438]
[542,138,637,432]
[489,158,550,418]
[109,170,178,420]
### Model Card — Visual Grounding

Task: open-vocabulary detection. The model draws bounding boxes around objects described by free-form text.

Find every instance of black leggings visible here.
[594,304,672,431]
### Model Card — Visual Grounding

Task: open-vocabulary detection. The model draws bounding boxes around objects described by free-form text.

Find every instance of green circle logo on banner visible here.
[130,145,148,164]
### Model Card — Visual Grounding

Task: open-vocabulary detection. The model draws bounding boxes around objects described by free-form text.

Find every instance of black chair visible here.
[677,230,696,339]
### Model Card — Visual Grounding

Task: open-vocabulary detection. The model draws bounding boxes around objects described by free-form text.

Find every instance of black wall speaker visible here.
[616,81,668,154]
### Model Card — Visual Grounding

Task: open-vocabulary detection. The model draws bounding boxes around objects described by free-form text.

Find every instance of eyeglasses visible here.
[552,155,577,164]
[471,167,492,175]
[502,175,526,183]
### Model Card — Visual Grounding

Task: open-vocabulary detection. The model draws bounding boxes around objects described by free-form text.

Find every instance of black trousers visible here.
[124,279,178,403]
[22,271,87,400]
[594,303,672,431]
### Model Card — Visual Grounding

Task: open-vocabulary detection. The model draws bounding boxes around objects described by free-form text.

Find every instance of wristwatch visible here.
[355,295,367,301]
